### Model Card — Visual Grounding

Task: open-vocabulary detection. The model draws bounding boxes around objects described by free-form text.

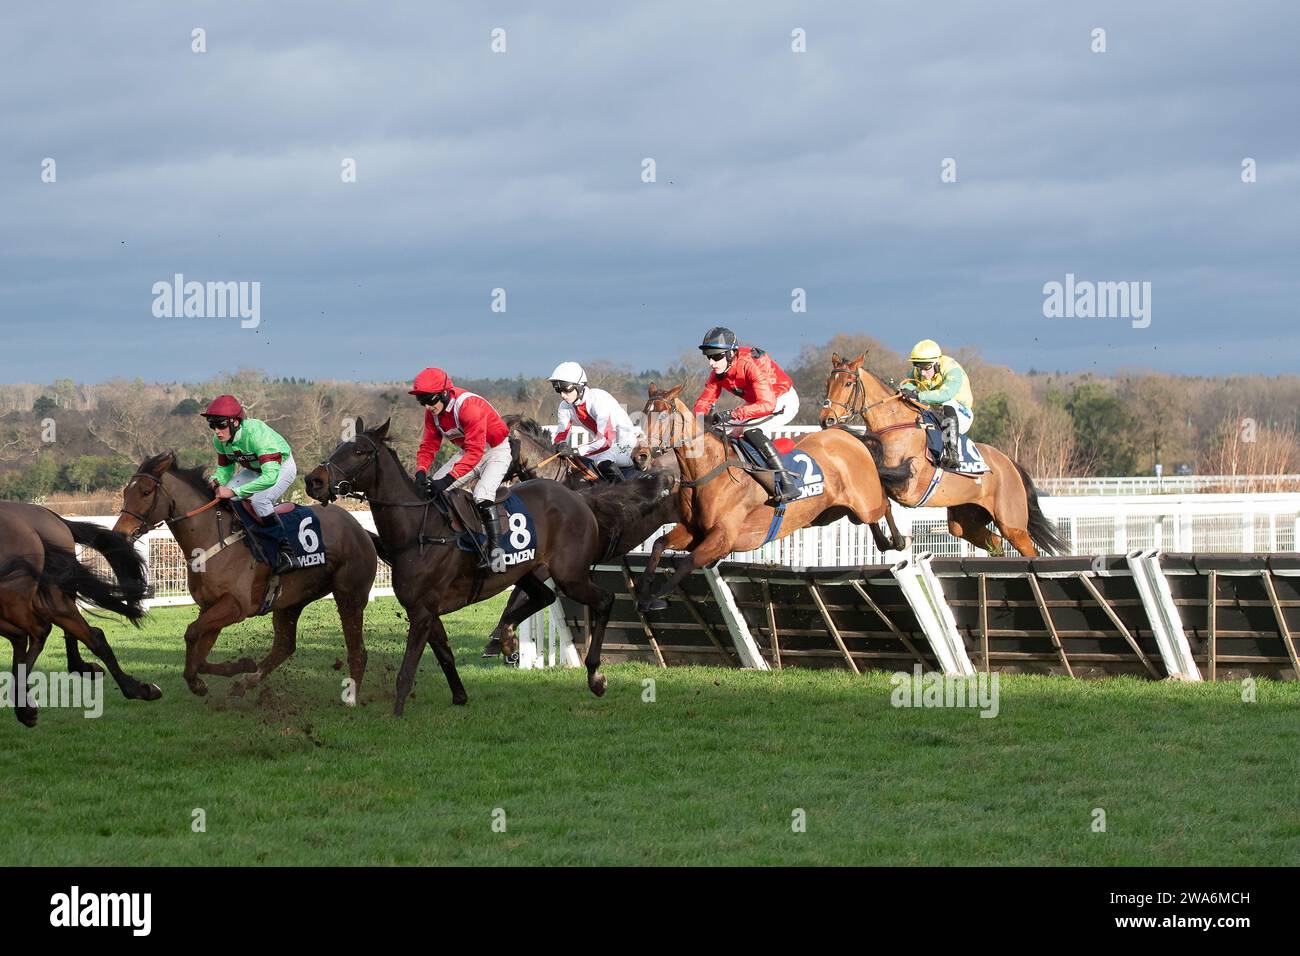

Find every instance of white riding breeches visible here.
[435,439,512,503]
[228,455,297,518]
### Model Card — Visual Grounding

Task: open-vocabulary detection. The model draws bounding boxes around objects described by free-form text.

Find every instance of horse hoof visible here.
[588,673,608,697]
[138,683,163,702]
[16,707,37,728]
[452,694,468,706]
[640,598,668,613]
[187,679,208,697]
[481,637,502,658]
[504,652,520,668]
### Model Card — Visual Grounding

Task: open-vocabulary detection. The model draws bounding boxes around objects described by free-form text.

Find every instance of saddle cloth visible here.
[233,501,327,570]
[446,490,538,568]
[735,438,827,502]
[920,410,990,474]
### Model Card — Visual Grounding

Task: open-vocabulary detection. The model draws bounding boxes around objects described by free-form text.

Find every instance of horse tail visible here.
[1012,460,1069,556]
[367,531,391,565]
[832,424,913,493]
[56,519,149,622]
[583,472,674,563]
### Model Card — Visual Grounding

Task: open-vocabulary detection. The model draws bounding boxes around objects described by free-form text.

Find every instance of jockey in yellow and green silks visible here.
[900,339,974,468]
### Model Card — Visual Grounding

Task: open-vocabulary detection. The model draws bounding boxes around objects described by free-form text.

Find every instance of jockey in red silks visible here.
[410,367,511,570]
[692,326,801,504]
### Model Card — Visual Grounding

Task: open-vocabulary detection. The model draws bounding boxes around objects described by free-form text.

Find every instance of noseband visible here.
[120,471,221,541]
[318,434,384,502]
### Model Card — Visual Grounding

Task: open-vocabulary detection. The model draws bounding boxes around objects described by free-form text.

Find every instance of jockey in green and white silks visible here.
[900,340,974,469]
[203,394,297,571]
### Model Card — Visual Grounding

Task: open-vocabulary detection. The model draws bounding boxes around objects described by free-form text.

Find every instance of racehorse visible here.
[634,383,912,611]
[479,416,678,660]
[112,451,378,701]
[819,352,1067,556]
[305,418,660,707]
[0,501,160,727]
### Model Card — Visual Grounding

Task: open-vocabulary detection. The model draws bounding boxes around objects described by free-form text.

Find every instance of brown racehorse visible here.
[0,501,160,727]
[819,352,1067,556]
[634,383,912,611]
[305,418,657,707]
[112,451,378,701]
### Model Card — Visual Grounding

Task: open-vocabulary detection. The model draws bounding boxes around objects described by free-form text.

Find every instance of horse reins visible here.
[121,470,222,539]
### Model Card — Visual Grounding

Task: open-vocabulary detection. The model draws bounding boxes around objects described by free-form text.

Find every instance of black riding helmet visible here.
[699,327,739,369]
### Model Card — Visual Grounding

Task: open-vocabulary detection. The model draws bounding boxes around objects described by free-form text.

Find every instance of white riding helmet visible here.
[548,362,587,388]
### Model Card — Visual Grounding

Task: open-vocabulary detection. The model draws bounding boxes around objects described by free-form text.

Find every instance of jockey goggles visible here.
[703,350,732,362]
[414,391,449,407]
[205,416,237,431]
[551,382,579,394]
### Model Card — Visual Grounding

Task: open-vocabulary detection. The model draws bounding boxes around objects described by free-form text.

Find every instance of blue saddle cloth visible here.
[735,440,827,502]
[455,493,538,569]
[919,409,989,474]
[233,503,327,571]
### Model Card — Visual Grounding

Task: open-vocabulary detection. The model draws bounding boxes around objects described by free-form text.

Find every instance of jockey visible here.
[692,326,800,505]
[410,367,511,570]
[901,339,974,469]
[549,361,638,483]
[203,394,297,573]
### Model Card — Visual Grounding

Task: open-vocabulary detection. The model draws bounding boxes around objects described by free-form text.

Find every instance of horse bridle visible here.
[120,471,220,542]
[822,366,922,435]
[318,433,384,502]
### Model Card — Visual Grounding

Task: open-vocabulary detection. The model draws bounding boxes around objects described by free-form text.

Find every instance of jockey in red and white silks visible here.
[549,362,638,481]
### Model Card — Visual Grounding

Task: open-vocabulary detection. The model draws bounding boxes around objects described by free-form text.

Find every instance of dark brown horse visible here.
[634,384,912,611]
[112,451,378,701]
[0,501,160,727]
[305,418,652,707]
[819,352,1066,556]
[485,416,679,660]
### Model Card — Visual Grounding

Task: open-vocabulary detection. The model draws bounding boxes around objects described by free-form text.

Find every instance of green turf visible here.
[1,596,1296,866]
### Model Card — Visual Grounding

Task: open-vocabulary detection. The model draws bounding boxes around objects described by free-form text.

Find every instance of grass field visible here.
[2,595,1297,866]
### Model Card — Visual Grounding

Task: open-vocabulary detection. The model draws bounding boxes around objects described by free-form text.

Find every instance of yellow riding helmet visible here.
[910,339,942,365]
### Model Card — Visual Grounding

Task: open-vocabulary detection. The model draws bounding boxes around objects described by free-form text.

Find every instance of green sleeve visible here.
[919,365,964,405]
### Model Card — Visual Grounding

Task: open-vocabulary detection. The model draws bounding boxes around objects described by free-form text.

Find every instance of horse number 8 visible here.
[298,517,319,553]
[508,513,531,550]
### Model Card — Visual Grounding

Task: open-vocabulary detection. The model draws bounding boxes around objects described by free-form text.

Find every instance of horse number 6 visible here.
[298,517,319,553]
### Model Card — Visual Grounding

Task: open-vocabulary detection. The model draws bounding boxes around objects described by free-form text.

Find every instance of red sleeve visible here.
[449,399,488,478]
[217,454,233,466]
[416,409,442,472]
[693,375,722,415]
[734,358,776,419]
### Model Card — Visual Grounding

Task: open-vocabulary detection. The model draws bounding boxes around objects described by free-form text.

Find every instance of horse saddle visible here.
[918,410,990,475]
[443,488,511,536]
[443,490,538,563]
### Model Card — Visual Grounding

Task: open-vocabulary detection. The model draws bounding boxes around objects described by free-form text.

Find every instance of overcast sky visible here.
[2,1,1297,385]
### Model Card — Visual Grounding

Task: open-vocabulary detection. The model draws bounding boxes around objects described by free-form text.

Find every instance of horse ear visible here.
[664,383,684,401]
[832,352,842,365]
[371,417,391,441]
[647,382,659,397]
[355,416,365,434]
[850,352,866,368]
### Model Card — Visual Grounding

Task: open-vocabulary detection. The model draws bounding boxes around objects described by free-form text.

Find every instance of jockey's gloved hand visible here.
[429,474,455,497]
[414,469,428,493]
[555,439,579,459]
[900,382,919,393]
[706,410,726,429]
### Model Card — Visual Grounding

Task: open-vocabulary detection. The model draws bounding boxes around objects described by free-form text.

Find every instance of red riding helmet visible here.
[409,368,453,396]
[202,395,244,419]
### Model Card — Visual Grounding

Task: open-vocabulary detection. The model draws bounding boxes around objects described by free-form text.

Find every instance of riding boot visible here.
[595,460,625,483]
[745,428,799,505]
[940,407,961,469]
[476,500,503,571]
[261,513,296,574]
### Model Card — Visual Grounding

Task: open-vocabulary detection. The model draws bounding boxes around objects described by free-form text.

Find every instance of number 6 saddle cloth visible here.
[231,499,327,571]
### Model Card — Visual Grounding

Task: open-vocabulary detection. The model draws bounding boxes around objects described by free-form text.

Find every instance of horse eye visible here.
[142,486,154,496]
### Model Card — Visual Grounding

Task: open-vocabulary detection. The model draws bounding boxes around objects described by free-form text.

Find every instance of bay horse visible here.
[112,451,378,701]
[819,352,1067,556]
[480,416,679,660]
[305,418,651,707]
[0,501,160,727]
[634,383,912,612]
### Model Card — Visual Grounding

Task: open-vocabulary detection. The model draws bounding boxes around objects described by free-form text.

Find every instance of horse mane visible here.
[505,415,550,444]
[143,450,212,499]
[371,433,421,495]
[582,472,675,561]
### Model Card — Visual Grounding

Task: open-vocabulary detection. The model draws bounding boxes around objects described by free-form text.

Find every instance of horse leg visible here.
[997,523,1038,558]
[493,572,556,666]
[484,577,545,658]
[6,634,37,727]
[636,525,693,606]
[947,504,1006,556]
[51,605,161,702]
[335,595,369,705]
[395,608,437,714]
[423,614,468,707]
[64,633,103,677]
[883,505,909,552]
[551,566,614,697]
[229,602,304,699]
[182,594,247,696]
[641,524,733,611]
